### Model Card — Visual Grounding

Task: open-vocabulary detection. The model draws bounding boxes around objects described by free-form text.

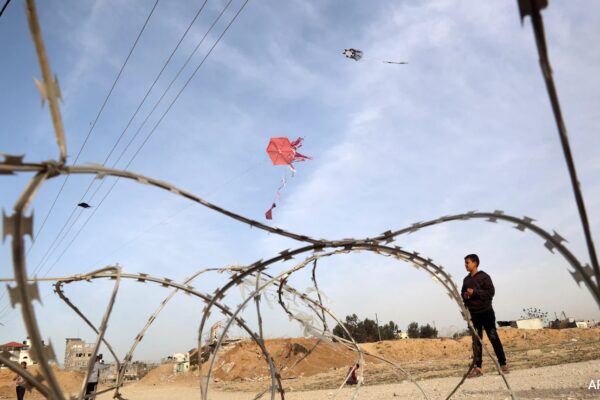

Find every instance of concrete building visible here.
[100,363,145,383]
[64,338,95,371]
[515,318,544,329]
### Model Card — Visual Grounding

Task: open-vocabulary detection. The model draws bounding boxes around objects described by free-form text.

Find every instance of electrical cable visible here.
[27,0,160,258]
[31,0,210,276]
[0,0,12,17]
[129,0,251,165]
[32,0,223,276]
[40,0,252,277]
[90,156,266,267]
[0,291,54,327]
[102,0,240,174]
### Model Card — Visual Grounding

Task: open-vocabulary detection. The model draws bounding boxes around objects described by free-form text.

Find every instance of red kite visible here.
[266,137,311,172]
[264,137,311,219]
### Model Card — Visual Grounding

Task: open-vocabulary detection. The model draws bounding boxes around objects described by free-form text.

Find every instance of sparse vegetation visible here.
[332,314,399,342]
[520,307,549,324]
[452,329,471,339]
[407,322,419,338]
[406,322,438,338]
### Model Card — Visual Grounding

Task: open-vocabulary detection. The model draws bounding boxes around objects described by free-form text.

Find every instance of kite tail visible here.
[276,176,287,198]
[266,175,288,220]
[290,137,304,148]
[290,137,312,163]
[293,151,311,162]
[265,203,276,220]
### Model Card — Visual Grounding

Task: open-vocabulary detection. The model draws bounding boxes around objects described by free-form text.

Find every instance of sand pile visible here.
[209,328,600,382]
[0,365,83,398]
[362,328,600,363]
[361,336,471,362]
[212,338,356,381]
[5,328,598,393]
[494,326,600,348]
[140,363,201,387]
[140,364,175,385]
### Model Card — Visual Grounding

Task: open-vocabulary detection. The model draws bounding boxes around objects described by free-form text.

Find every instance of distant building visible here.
[172,352,190,374]
[99,362,146,383]
[575,320,599,328]
[395,330,409,340]
[64,338,95,371]
[0,338,37,367]
[516,318,544,330]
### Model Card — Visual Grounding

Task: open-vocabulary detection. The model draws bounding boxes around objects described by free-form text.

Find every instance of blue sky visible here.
[1,0,599,362]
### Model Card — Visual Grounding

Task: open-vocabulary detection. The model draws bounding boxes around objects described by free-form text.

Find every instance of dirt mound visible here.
[494,326,600,348]
[140,363,201,387]
[0,365,84,398]
[361,337,470,362]
[213,338,356,381]
[140,364,174,385]
[209,328,600,384]
[6,329,597,394]
[362,328,600,363]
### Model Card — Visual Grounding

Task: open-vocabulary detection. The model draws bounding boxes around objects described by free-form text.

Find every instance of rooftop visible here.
[0,341,25,348]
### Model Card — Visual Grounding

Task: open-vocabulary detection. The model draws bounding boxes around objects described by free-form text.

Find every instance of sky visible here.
[1,0,599,363]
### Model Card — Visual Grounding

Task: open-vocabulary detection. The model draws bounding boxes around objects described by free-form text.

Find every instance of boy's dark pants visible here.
[471,309,507,368]
[16,386,26,400]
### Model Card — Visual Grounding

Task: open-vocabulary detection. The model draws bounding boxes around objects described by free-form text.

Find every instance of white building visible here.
[516,318,544,330]
[172,352,190,373]
[395,330,409,339]
[0,338,37,367]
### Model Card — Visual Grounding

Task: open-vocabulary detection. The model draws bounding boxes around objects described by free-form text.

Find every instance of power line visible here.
[31,208,82,276]
[31,0,215,277]
[129,0,250,164]
[28,0,160,259]
[31,0,210,277]
[0,0,12,17]
[31,0,213,273]
[40,0,252,277]
[28,0,160,277]
[89,0,211,173]
[90,157,266,267]
[106,0,240,172]
[0,300,12,320]
[0,291,54,327]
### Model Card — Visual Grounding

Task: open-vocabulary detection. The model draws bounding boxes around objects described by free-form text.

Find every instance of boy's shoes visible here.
[467,367,483,378]
[501,364,510,374]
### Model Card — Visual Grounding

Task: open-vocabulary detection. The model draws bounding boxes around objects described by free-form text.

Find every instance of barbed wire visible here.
[1,1,597,400]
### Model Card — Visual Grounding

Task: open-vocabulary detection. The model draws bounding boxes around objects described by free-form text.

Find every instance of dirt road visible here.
[98,359,600,399]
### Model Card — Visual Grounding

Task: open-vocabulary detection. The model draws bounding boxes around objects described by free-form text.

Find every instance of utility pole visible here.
[375,313,382,342]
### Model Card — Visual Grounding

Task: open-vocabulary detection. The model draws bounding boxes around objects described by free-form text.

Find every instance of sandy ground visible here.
[3,330,599,399]
[95,359,600,399]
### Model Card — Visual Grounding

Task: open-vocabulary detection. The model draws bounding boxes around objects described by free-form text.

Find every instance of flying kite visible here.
[343,48,363,61]
[264,137,311,220]
[77,202,92,209]
[266,137,311,171]
[343,48,407,65]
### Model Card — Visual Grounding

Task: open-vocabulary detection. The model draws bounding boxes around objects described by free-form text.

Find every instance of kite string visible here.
[360,57,408,65]
[89,155,267,267]
[272,170,290,208]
